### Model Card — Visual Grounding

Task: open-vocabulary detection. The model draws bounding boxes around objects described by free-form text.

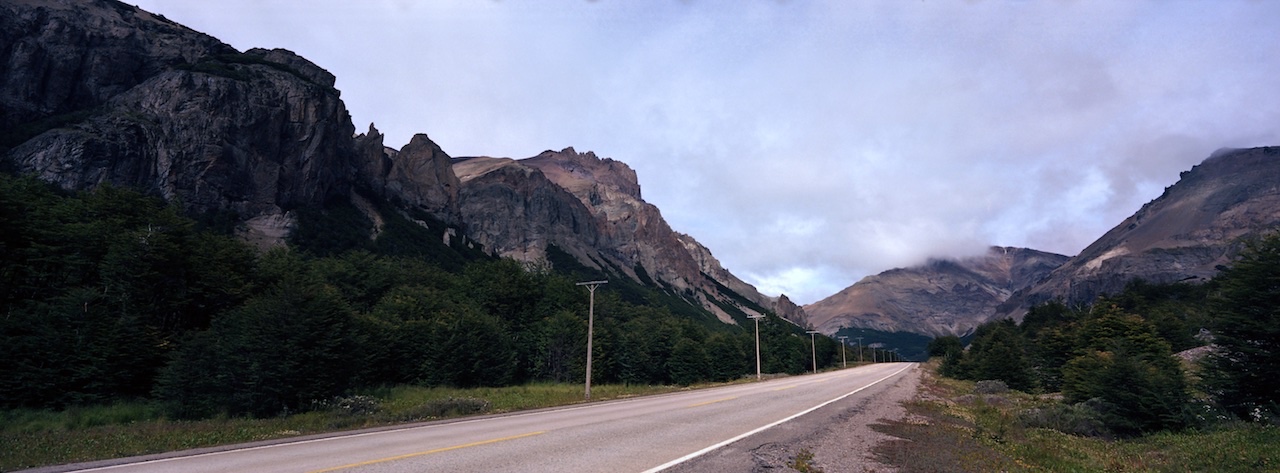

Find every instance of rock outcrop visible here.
[456,148,801,324]
[6,49,359,243]
[1,0,231,130]
[805,247,1068,337]
[2,0,802,325]
[999,146,1280,318]
[1,0,468,247]
[454,154,604,265]
[382,133,461,222]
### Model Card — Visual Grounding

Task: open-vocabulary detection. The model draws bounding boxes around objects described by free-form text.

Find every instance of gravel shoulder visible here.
[664,363,920,473]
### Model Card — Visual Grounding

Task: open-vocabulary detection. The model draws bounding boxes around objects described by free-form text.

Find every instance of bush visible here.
[1019,400,1110,437]
[313,395,380,416]
[974,380,1009,394]
[399,397,491,421]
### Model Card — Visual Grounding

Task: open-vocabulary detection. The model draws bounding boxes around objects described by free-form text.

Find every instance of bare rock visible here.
[806,247,1067,337]
[384,134,460,222]
[1000,146,1280,319]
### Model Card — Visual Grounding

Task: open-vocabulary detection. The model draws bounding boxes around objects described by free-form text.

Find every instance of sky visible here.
[130,0,1280,305]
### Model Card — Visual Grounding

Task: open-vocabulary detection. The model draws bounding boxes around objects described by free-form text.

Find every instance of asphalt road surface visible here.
[39,363,916,473]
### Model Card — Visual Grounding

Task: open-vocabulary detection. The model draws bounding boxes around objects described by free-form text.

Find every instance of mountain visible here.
[804,247,1068,337]
[998,146,1280,318]
[453,148,799,324]
[2,0,361,247]
[1,0,797,325]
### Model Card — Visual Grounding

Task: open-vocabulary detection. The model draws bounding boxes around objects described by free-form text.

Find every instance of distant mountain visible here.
[804,247,1068,338]
[1,0,799,326]
[999,146,1280,318]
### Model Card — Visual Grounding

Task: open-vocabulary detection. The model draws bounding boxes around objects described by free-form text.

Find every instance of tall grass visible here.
[0,382,689,472]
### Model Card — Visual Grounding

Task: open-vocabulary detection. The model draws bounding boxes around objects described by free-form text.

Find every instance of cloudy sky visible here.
[131,0,1280,304]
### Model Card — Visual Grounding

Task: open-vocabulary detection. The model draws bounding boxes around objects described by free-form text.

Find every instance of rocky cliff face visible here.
[1,0,230,130]
[3,1,360,246]
[999,146,1280,319]
[455,148,801,324]
[804,247,1068,337]
[2,0,799,325]
[356,127,460,223]
[1,0,469,247]
[453,154,604,265]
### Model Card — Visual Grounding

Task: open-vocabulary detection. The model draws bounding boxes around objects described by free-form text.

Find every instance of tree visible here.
[963,320,1033,391]
[155,252,364,418]
[1061,304,1189,435]
[927,335,964,358]
[1202,233,1280,421]
[667,338,711,385]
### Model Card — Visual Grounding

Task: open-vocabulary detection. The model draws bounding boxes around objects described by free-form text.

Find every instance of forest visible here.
[0,173,885,419]
[930,235,1280,437]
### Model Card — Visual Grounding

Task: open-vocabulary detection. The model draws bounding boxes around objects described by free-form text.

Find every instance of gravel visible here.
[664,364,922,473]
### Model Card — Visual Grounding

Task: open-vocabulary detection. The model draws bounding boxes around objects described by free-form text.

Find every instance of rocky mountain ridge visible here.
[1,0,797,326]
[807,146,1280,339]
[3,0,362,247]
[454,148,797,324]
[998,146,1280,319]
[803,246,1068,337]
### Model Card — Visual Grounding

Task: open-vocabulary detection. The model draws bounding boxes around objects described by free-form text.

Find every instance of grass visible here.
[788,447,824,473]
[0,382,693,472]
[870,361,1280,472]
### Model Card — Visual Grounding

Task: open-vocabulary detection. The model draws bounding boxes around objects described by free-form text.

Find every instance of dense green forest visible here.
[930,235,1280,437]
[0,173,867,418]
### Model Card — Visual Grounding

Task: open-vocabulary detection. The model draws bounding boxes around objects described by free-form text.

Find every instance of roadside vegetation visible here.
[872,364,1278,472]
[900,232,1280,471]
[0,382,695,471]
[0,173,894,470]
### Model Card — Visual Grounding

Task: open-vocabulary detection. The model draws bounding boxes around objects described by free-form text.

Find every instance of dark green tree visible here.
[532,310,587,383]
[927,335,964,358]
[1061,304,1189,435]
[963,319,1033,391]
[156,252,364,418]
[667,338,711,385]
[1202,234,1280,421]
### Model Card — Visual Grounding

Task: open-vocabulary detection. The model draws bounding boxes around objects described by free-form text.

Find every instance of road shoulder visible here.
[664,364,920,473]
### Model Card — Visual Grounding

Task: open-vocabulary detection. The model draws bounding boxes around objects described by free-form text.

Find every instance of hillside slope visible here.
[805,247,1067,337]
[999,146,1280,318]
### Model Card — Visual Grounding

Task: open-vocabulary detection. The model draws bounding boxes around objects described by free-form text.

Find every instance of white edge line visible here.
[72,365,912,472]
[641,363,916,473]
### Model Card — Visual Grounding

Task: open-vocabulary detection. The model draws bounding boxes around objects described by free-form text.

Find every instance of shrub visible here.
[975,380,1009,394]
[313,395,380,416]
[1019,400,1110,437]
[399,397,491,421]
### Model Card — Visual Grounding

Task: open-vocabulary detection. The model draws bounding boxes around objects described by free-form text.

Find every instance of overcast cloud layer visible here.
[132,0,1280,304]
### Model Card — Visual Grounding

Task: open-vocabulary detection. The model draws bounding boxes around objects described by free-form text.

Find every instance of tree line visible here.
[929,234,1280,436]
[0,173,848,418]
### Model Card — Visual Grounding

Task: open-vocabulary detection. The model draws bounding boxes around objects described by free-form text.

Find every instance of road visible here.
[43,363,915,473]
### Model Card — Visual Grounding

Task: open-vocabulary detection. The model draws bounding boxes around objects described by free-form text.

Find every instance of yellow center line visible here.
[687,396,738,407]
[773,385,798,391]
[308,430,546,473]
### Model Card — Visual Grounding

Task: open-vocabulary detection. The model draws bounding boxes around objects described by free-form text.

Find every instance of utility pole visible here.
[837,336,848,368]
[749,314,765,380]
[855,337,863,363]
[806,330,820,374]
[576,280,607,400]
